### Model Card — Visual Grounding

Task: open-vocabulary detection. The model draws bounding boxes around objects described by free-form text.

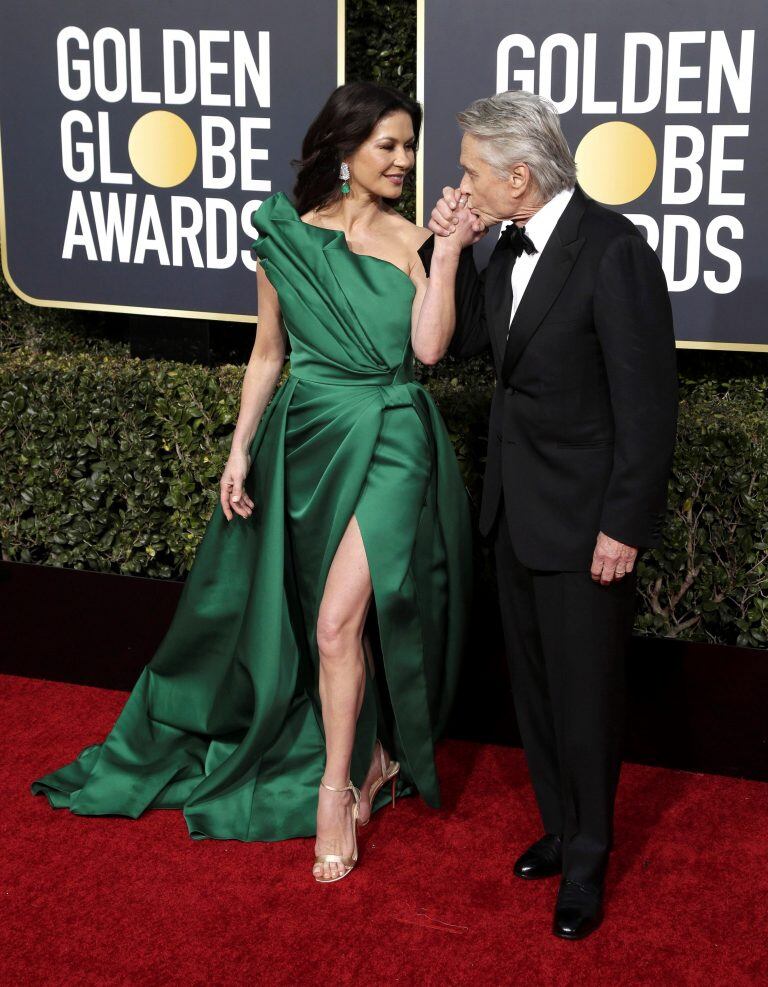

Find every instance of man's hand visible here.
[590,532,638,585]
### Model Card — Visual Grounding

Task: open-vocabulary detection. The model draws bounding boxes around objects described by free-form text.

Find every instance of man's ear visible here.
[509,163,529,194]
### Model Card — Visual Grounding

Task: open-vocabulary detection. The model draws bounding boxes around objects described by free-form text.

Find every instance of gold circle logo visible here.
[575,122,657,205]
[128,111,197,188]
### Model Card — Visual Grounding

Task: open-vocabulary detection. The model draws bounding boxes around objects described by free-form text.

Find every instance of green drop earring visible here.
[339,161,350,195]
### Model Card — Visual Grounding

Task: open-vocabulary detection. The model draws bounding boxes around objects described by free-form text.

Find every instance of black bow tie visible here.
[497,223,537,258]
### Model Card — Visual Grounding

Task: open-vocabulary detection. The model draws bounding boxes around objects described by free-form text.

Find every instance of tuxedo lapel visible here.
[500,185,588,381]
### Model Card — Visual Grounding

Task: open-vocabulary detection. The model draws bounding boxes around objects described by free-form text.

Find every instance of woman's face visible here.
[345,110,416,200]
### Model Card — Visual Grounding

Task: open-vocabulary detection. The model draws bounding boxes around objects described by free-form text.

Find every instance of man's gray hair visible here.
[456,90,577,201]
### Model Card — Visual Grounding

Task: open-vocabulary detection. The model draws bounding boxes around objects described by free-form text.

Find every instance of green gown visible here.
[30,190,473,841]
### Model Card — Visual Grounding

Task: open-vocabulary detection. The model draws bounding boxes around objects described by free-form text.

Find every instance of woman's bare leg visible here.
[314,514,373,881]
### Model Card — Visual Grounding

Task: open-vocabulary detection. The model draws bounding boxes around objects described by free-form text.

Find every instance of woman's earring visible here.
[339,162,350,195]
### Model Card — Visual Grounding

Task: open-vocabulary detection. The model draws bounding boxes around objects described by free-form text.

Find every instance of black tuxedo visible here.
[418,184,678,888]
[419,183,678,568]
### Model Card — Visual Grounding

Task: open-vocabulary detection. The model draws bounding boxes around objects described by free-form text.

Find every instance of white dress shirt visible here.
[502,186,575,338]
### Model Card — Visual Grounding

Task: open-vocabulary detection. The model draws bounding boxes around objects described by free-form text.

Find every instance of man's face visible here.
[458,133,518,227]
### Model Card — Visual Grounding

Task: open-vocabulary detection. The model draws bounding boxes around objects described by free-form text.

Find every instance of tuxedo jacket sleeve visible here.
[416,236,490,359]
[592,232,679,548]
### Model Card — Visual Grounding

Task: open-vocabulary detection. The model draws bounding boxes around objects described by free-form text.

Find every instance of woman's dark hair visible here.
[291,81,422,216]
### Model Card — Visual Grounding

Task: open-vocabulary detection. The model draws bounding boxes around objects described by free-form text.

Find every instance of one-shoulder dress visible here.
[30,190,473,841]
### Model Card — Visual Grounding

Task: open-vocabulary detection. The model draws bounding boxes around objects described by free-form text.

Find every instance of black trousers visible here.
[493,494,638,890]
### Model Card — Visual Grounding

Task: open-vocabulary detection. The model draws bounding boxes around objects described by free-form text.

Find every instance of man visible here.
[416,90,678,940]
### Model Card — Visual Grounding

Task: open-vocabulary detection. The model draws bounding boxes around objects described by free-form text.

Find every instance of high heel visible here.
[358,739,400,828]
[313,779,360,884]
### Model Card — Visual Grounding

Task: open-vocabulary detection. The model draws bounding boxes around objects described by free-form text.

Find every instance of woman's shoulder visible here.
[378,214,431,282]
[385,211,433,252]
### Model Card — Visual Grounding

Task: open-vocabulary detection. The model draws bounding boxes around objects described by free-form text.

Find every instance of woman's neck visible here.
[314,190,387,235]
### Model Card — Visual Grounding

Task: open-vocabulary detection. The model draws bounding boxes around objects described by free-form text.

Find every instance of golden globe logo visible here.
[57,26,270,271]
[497,30,755,294]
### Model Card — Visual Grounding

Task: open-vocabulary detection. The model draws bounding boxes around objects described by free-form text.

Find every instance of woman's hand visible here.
[436,204,488,254]
[220,449,254,521]
[429,186,488,252]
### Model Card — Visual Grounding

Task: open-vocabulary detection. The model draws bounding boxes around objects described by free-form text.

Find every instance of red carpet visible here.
[3,673,766,985]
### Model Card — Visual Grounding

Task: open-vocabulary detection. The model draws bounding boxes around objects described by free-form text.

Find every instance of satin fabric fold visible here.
[31,190,473,841]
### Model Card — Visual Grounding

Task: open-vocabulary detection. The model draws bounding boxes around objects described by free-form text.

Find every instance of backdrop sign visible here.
[418,0,767,350]
[0,0,343,322]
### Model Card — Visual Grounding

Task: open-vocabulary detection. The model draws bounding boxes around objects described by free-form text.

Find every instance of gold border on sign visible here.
[413,0,767,354]
[0,0,347,324]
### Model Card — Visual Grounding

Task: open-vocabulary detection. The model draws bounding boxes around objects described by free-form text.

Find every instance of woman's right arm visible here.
[220,264,287,521]
[411,188,489,365]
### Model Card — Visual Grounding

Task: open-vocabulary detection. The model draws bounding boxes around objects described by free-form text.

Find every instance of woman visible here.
[31,81,474,884]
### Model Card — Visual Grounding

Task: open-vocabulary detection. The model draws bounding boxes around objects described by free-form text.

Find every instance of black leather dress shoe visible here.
[552,879,604,940]
[513,834,563,879]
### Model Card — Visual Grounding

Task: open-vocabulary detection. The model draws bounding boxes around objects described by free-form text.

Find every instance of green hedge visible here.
[0,345,238,576]
[2,342,767,647]
[635,375,768,646]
